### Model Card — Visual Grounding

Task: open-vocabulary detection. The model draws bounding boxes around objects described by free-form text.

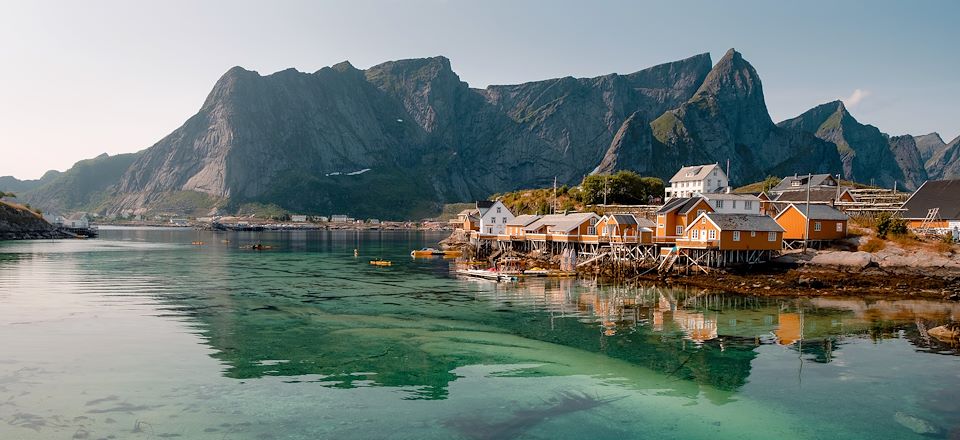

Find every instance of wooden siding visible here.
[683,216,782,251]
[776,205,847,240]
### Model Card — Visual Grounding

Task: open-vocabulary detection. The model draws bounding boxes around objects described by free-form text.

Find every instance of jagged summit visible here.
[2,50,949,218]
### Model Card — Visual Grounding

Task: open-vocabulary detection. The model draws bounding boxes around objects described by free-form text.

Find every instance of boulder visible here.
[810,251,873,270]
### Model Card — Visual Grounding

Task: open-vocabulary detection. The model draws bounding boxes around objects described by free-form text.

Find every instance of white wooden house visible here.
[476,200,515,235]
[665,164,729,199]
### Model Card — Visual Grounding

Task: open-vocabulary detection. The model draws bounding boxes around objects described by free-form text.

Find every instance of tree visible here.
[580,171,664,205]
[0,191,15,200]
[759,175,781,193]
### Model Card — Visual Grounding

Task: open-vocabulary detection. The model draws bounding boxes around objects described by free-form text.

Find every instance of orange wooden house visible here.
[597,214,655,243]
[774,204,849,241]
[655,197,713,242]
[678,213,784,251]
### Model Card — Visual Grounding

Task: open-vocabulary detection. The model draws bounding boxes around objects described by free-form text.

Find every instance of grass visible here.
[935,242,955,255]
[860,238,886,253]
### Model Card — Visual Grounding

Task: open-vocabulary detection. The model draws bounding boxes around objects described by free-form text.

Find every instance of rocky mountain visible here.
[643,49,841,181]
[0,171,61,195]
[777,100,927,189]
[2,49,951,218]
[914,133,947,163]
[926,136,960,180]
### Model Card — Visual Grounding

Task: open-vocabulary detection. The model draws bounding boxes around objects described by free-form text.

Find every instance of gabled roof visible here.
[698,213,784,232]
[775,204,849,221]
[774,188,849,203]
[635,217,656,228]
[670,164,720,183]
[772,174,837,192]
[476,200,495,216]
[657,197,709,215]
[900,180,960,220]
[609,214,638,225]
[506,214,540,227]
[457,208,478,217]
[525,213,598,233]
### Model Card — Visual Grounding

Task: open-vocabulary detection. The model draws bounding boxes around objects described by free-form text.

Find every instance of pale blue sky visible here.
[1,0,957,179]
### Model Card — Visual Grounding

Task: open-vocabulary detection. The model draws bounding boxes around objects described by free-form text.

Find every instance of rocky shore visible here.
[0,201,70,241]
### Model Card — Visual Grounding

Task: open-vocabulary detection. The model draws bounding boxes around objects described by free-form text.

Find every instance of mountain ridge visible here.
[1,50,951,218]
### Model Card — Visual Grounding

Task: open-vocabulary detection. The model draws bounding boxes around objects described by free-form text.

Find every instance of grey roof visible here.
[778,204,849,221]
[657,196,708,215]
[670,164,720,183]
[506,214,540,227]
[635,217,656,228]
[525,212,598,233]
[774,188,850,203]
[771,174,838,193]
[609,214,638,225]
[476,200,494,216]
[901,180,960,220]
[703,213,785,232]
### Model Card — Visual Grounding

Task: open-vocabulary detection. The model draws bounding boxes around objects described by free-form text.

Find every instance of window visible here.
[733,231,741,241]
[836,222,844,232]
[490,217,496,224]
[708,230,717,240]
[732,200,738,209]
[658,223,665,228]
[587,226,596,235]
[791,180,801,187]
[701,218,706,224]
[487,228,493,234]
[814,222,822,232]
[496,207,501,213]
[768,231,777,242]
[716,200,724,209]
[745,201,753,210]
[698,209,706,215]
[708,179,713,188]
[691,229,699,239]
[751,231,756,237]
[502,217,507,223]
[676,225,683,235]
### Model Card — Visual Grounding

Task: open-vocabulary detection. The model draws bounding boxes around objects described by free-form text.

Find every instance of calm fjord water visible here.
[1,228,958,439]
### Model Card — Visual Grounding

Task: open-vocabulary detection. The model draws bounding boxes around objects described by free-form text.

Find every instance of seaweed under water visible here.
[443,391,624,440]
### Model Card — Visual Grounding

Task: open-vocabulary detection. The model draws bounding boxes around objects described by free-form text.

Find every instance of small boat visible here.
[455,268,516,282]
[370,259,392,267]
[243,243,273,251]
[191,241,205,246]
[410,247,444,257]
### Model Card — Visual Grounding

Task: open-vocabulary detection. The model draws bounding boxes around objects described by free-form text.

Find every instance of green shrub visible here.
[874,212,907,238]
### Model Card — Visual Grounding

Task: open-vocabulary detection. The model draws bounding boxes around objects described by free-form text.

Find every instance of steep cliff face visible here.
[10,50,951,219]
[648,49,841,183]
[778,101,927,189]
[887,135,929,189]
[914,133,947,163]
[0,201,54,239]
[927,136,960,179]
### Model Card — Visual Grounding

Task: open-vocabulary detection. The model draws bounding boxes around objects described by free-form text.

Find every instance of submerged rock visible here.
[894,412,942,436]
[927,324,960,342]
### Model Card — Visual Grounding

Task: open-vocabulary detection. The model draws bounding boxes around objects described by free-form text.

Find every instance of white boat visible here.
[455,269,516,282]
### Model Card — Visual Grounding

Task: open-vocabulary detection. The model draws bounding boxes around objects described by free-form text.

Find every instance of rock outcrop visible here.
[0,201,63,240]
[778,101,927,189]
[913,132,947,163]
[926,135,960,179]
[2,49,952,219]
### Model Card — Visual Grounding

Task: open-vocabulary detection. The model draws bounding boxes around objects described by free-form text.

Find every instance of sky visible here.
[1,0,958,179]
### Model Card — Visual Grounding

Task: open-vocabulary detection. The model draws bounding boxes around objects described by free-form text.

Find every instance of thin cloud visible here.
[842,89,871,108]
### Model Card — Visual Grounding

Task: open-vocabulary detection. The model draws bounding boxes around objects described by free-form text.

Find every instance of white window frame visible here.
[716,200,724,209]
[732,200,738,209]
[814,221,822,232]
[502,217,507,224]
[745,201,753,210]
[836,222,844,232]
[691,229,699,239]
[751,231,757,237]
[733,231,741,241]
[496,207,501,213]
[490,217,496,224]
[676,225,683,236]
[768,231,777,242]
[708,229,717,240]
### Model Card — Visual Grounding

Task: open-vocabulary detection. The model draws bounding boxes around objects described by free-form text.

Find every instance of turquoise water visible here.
[0,227,958,439]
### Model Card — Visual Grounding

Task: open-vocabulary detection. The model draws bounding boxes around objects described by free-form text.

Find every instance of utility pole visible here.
[603,174,608,206]
[553,176,558,214]
[803,173,811,252]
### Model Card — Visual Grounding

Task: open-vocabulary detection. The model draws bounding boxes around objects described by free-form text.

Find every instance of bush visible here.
[874,212,907,239]
[580,171,664,205]
[860,238,886,253]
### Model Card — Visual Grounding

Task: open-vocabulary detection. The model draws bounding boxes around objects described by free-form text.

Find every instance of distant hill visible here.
[1,49,952,219]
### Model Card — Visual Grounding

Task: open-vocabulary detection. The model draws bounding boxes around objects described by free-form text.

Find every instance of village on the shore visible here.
[445,164,960,277]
